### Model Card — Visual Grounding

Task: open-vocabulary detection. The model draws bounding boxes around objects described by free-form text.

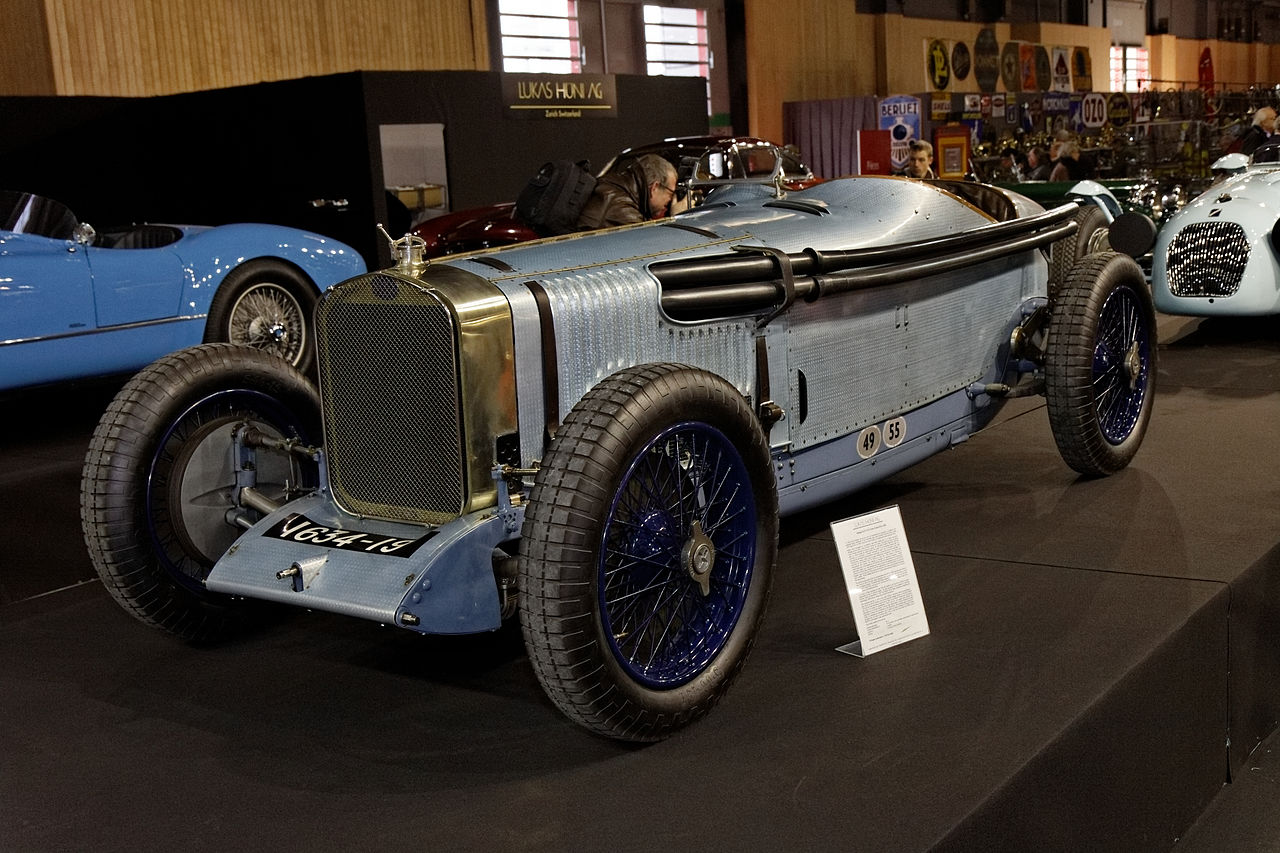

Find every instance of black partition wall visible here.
[0,71,710,266]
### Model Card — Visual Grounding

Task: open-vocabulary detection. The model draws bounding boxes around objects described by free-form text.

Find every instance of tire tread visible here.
[1045,252,1155,476]
[80,344,319,641]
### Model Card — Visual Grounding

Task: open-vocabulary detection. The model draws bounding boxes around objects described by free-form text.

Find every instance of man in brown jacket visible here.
[577,153,679,229]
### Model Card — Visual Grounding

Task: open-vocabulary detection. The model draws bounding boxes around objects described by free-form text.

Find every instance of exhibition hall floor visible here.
[2,313,1278,852]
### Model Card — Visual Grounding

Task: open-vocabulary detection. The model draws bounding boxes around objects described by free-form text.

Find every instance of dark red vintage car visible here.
[410,136,819,257]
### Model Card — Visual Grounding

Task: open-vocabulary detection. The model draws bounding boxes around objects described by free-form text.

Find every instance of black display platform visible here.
[2,313,1278,852]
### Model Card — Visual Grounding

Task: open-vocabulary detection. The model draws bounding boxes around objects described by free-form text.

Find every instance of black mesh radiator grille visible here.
[315,273,465,525]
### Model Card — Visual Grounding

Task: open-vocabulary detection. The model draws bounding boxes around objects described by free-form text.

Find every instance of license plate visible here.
[262,513,434,558]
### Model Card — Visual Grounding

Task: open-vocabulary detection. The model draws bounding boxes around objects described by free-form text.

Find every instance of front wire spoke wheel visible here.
[1091,285,1150,444]
[599,423,756,687]
[519,364,777,741]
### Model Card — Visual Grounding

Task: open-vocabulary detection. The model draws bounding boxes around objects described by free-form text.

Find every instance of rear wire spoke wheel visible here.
[227,283,306,359]
[1045,251,1156,476]
[1048,205,1110,298]
[204,260,317,369]
[519,363,778,741]
[81,343,321,641]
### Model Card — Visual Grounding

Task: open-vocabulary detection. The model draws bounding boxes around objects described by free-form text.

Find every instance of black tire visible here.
[204,259,317,370]
[1045,252,1156,477]
[1049,206,1110,296]
[81,343,322,641]
[519,363,778,741]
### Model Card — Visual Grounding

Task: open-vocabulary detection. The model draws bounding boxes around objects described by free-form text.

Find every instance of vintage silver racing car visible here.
[81,176,1156,741]
[1152,145,1280,316]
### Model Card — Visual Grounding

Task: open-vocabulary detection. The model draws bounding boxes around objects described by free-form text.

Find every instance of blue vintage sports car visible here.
[1,190,365,390]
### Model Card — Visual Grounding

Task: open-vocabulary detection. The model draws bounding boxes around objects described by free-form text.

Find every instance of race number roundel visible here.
[883,417,907,448]
[857,425,882,459]
[1081,92,1107,128]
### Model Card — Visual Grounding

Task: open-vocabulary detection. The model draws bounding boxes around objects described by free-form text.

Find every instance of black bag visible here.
[515,160,596,236]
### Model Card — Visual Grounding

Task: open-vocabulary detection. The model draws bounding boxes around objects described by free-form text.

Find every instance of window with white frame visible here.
[644,6,709,78]
[1109,45,1149,92]
[643,5,711,111]
[498,0,581,74]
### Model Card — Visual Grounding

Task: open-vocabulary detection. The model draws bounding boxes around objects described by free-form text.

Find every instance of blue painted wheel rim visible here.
[146,388,314,595]
[1092,284,1152,445]
[598,422,758,689]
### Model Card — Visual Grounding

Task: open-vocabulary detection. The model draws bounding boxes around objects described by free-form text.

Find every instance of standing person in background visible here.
[1049,140,1090,182]
[1024,146,1051,180]
[1241,107,1277,156]
[1046,129,1072,169]
[896,140,936,179]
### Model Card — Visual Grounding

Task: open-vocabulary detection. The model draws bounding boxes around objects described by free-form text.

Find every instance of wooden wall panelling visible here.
[33,0,491,97]
[744,0,874,146]
[0,0,57,94]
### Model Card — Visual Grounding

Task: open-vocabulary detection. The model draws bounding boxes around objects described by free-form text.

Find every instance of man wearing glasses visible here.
[577,153,680,229]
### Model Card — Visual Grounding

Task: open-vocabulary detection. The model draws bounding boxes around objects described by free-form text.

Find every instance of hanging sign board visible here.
[1001,42,1022,93]
[974,28,999,93]
[1081,92,1107,128]
[879,95,923,171]
[1108,92,1134,127]
[951,41,971,82]
[1020,44,1039,91]
[1072,47,1093,91]
[926,39,952,91]
[1051,47,1072,92]
[1034,45,1052,91]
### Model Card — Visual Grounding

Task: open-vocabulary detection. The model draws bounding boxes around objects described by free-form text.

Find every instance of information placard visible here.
[830,505,930,657]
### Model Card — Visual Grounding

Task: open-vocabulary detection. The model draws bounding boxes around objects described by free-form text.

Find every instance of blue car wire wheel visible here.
[598,421,757,689]
[520,363,777,741]
[1091,285,1153,444]
[1046,251,1156,476]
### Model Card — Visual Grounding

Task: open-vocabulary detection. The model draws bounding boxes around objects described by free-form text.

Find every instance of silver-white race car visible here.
[1153,146,1280,316]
